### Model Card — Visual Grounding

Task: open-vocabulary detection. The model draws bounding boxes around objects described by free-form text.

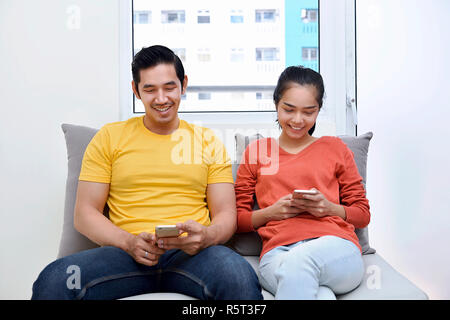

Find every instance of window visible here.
[230,48,244,62]
[256,48,280,61]
[131,1,317,113]
[230,10,244,23]
[301,9,318,23]
[134,11,151,24]
[198,92,211,100]
[125,0,357,137]
[256,92,272,100]
[302,47,318,61]
[197,48,211,62]
[255,9,278,23]
[197,10,210,24]
[161,10,185,24]
[172,48,186,62]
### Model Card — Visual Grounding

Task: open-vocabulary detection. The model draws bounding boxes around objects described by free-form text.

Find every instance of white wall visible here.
[0,0,120,299]
[357,0,450,299]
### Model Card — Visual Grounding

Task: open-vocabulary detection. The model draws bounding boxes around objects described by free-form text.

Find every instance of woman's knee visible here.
[275,249,320,282]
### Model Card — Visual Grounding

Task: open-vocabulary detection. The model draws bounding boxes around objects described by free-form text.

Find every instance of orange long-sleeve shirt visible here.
[235,137,370,259]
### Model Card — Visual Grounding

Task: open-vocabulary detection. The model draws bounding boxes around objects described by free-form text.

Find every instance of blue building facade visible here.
[285,0,319,71]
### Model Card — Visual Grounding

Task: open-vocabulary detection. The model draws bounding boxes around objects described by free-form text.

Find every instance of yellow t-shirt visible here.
[79,116,233,235]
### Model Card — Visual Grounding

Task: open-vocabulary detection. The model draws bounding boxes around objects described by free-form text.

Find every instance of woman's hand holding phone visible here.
[291,188,346,219]
[251,194,304,229]
[267,194,306,221]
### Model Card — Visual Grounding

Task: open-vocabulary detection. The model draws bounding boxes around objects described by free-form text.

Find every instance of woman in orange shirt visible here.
[235,66,370,299]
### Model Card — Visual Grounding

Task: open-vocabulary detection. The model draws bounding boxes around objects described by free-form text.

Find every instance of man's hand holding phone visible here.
[124,232,166,267]
[155,225,182,238]
[155,220,209,256]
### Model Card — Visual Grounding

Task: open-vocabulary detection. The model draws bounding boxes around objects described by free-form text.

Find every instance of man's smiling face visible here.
[132,63,187,134]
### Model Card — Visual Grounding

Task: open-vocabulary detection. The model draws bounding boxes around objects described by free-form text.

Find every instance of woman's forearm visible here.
[328,203,347,220]
[251,206,273,229]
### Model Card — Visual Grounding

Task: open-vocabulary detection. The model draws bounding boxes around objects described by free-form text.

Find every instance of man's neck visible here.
[143,116,180,135]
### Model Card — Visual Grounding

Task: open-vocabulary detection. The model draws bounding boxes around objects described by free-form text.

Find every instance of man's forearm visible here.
[205,212,237,247]
[74,206,134,252]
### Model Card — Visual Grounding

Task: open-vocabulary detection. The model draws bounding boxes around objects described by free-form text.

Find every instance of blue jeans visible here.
[31,245,263,300]
[259,236,364,300]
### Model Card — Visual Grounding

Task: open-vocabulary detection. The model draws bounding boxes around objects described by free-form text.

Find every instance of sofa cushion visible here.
[338,253,428,299]
[242,254,427,300]
[229,132,375,256]
[58,124,101,258]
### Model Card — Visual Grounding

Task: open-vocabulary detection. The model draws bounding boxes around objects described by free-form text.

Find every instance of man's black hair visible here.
[131,45,185,97]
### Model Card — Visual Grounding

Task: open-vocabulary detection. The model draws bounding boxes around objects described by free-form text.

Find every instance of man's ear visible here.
[181,75,188,95]
[131,80,141,99]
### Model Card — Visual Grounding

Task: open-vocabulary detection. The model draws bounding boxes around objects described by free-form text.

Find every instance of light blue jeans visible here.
[259,235,364,300]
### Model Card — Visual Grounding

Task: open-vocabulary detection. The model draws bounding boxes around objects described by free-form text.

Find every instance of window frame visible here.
[119,0,357,137]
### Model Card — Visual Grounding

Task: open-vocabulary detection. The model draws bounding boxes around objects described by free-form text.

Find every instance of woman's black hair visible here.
[273,66,325,135]
[131,45,185,98]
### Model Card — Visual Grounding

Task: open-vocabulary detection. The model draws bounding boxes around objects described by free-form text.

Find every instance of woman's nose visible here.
[293,112,304,124]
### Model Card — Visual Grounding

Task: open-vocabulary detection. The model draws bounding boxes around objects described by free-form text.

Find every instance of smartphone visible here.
[292,189,318,199]
[155,225,180,238]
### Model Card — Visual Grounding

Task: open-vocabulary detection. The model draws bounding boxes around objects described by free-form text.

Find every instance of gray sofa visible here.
[57,124,428,300]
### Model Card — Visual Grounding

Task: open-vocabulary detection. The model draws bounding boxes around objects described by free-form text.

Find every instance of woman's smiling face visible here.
[276,84,320,140]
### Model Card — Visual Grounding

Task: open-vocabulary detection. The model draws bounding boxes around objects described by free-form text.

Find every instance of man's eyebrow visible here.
[283,102,317,109]
[142,81,177,88]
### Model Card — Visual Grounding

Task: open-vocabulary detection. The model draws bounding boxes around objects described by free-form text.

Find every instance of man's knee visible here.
[32,257,80,300]
[200,246,263,300]
[31,246,128,300]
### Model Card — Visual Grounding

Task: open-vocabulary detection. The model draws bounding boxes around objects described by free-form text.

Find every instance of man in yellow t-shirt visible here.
[32,45,263,300]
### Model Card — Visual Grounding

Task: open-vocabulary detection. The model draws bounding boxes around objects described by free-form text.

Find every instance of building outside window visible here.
[126,0,358,139]
[132,0,321,115]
